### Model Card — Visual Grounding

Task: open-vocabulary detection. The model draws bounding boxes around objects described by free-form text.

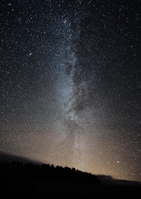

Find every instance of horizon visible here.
[0,151,141,183]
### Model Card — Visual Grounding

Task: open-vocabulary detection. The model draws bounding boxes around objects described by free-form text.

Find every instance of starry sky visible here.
[1,0,141,182]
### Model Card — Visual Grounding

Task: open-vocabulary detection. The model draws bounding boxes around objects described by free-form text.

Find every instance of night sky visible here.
[1,0,141,182]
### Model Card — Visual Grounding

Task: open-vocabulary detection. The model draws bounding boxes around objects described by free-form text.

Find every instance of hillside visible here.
[0,160,141,198]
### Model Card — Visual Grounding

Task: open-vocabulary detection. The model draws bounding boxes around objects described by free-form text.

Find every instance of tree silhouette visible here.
[0,161,100,184]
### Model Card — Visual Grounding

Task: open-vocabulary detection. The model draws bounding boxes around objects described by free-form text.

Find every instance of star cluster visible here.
[1,0,141,182]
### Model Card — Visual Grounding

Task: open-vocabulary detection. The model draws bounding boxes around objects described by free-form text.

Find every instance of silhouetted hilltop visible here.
[0,157,141,199]
[0,152,100,184]
[0,161,100,185]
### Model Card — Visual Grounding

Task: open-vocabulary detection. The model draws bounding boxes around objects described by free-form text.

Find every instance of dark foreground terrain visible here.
[0,161,140,199]
[1,179,141,199]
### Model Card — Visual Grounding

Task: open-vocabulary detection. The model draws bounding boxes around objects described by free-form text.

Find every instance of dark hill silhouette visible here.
[0,152,141,185]
[0,154,141,198]
[0,161,100,184]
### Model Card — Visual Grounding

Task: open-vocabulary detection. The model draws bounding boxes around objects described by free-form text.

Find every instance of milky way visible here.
[1,0,141,182]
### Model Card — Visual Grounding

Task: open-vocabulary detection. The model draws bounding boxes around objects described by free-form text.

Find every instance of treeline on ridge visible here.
[0,161,100,184]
